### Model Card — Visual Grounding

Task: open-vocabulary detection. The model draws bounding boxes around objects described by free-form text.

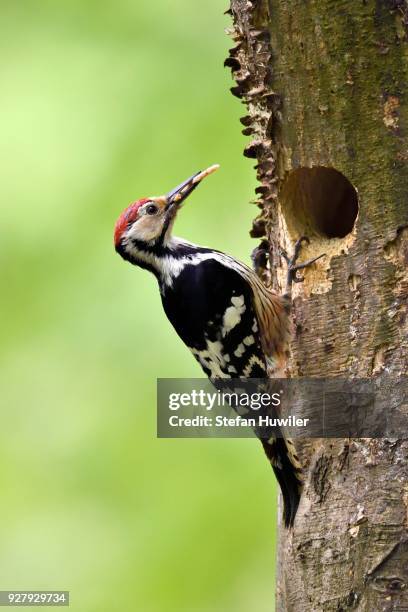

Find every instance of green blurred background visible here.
[0,1,278,610]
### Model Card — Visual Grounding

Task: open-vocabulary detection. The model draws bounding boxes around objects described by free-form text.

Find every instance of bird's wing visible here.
[218,255,291,371]
[161,256,269,378]
[249,274,291,370]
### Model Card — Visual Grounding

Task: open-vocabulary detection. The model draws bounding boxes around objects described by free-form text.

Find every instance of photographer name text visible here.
[168,414,309,428]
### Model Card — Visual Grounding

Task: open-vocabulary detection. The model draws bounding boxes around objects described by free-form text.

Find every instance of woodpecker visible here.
[114,165,323,527]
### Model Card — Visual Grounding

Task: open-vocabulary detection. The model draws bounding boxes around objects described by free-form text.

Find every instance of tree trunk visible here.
[226,1,408,610]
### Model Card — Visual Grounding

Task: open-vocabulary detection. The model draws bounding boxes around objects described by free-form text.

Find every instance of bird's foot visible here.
[281,237,325,295]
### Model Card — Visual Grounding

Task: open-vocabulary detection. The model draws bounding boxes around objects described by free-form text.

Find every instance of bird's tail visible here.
[261,436,303,527]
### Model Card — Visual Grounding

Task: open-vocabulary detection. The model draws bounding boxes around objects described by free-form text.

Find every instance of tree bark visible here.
[226,1,408,610]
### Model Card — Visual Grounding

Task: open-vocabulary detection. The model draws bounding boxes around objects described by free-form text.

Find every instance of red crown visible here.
[114,199,149,247]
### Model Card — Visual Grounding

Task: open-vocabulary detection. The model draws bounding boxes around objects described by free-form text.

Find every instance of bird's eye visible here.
[146,203,158,215]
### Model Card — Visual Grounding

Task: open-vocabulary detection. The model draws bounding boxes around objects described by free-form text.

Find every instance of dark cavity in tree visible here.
[280,167,359,239]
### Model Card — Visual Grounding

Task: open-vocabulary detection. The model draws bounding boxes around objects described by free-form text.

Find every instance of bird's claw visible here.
[283,236,325,294]
[279,249,290,265]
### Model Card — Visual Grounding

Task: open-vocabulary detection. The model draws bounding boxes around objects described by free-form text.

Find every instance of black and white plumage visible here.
[114,166,311,527]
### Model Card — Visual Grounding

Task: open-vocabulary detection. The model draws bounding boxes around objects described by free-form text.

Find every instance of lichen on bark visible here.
[226,0,408,609]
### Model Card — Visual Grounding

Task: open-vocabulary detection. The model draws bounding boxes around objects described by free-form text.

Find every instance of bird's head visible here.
[114,164,219,257]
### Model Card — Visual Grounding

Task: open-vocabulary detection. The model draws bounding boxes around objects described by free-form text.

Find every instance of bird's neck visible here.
[124,235,211,284]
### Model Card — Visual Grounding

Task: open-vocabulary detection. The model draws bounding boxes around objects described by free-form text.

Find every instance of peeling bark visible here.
[227,1,408,609]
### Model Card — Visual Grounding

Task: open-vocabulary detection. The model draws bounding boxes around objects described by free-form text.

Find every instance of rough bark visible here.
[226,1,408,610]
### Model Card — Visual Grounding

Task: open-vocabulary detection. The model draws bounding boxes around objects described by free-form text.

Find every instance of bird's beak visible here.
[165,164,220,208]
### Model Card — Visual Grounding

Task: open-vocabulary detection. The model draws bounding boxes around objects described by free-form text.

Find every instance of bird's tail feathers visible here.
[261,436,303,528]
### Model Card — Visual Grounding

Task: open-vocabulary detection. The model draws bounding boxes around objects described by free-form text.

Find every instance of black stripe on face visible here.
[158,204,176,244]
[130,238,160,254]
[116,241,158,276]
[129,238,212,259]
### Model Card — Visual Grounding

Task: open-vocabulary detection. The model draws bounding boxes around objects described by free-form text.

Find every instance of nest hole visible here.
[280,167,358,239]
